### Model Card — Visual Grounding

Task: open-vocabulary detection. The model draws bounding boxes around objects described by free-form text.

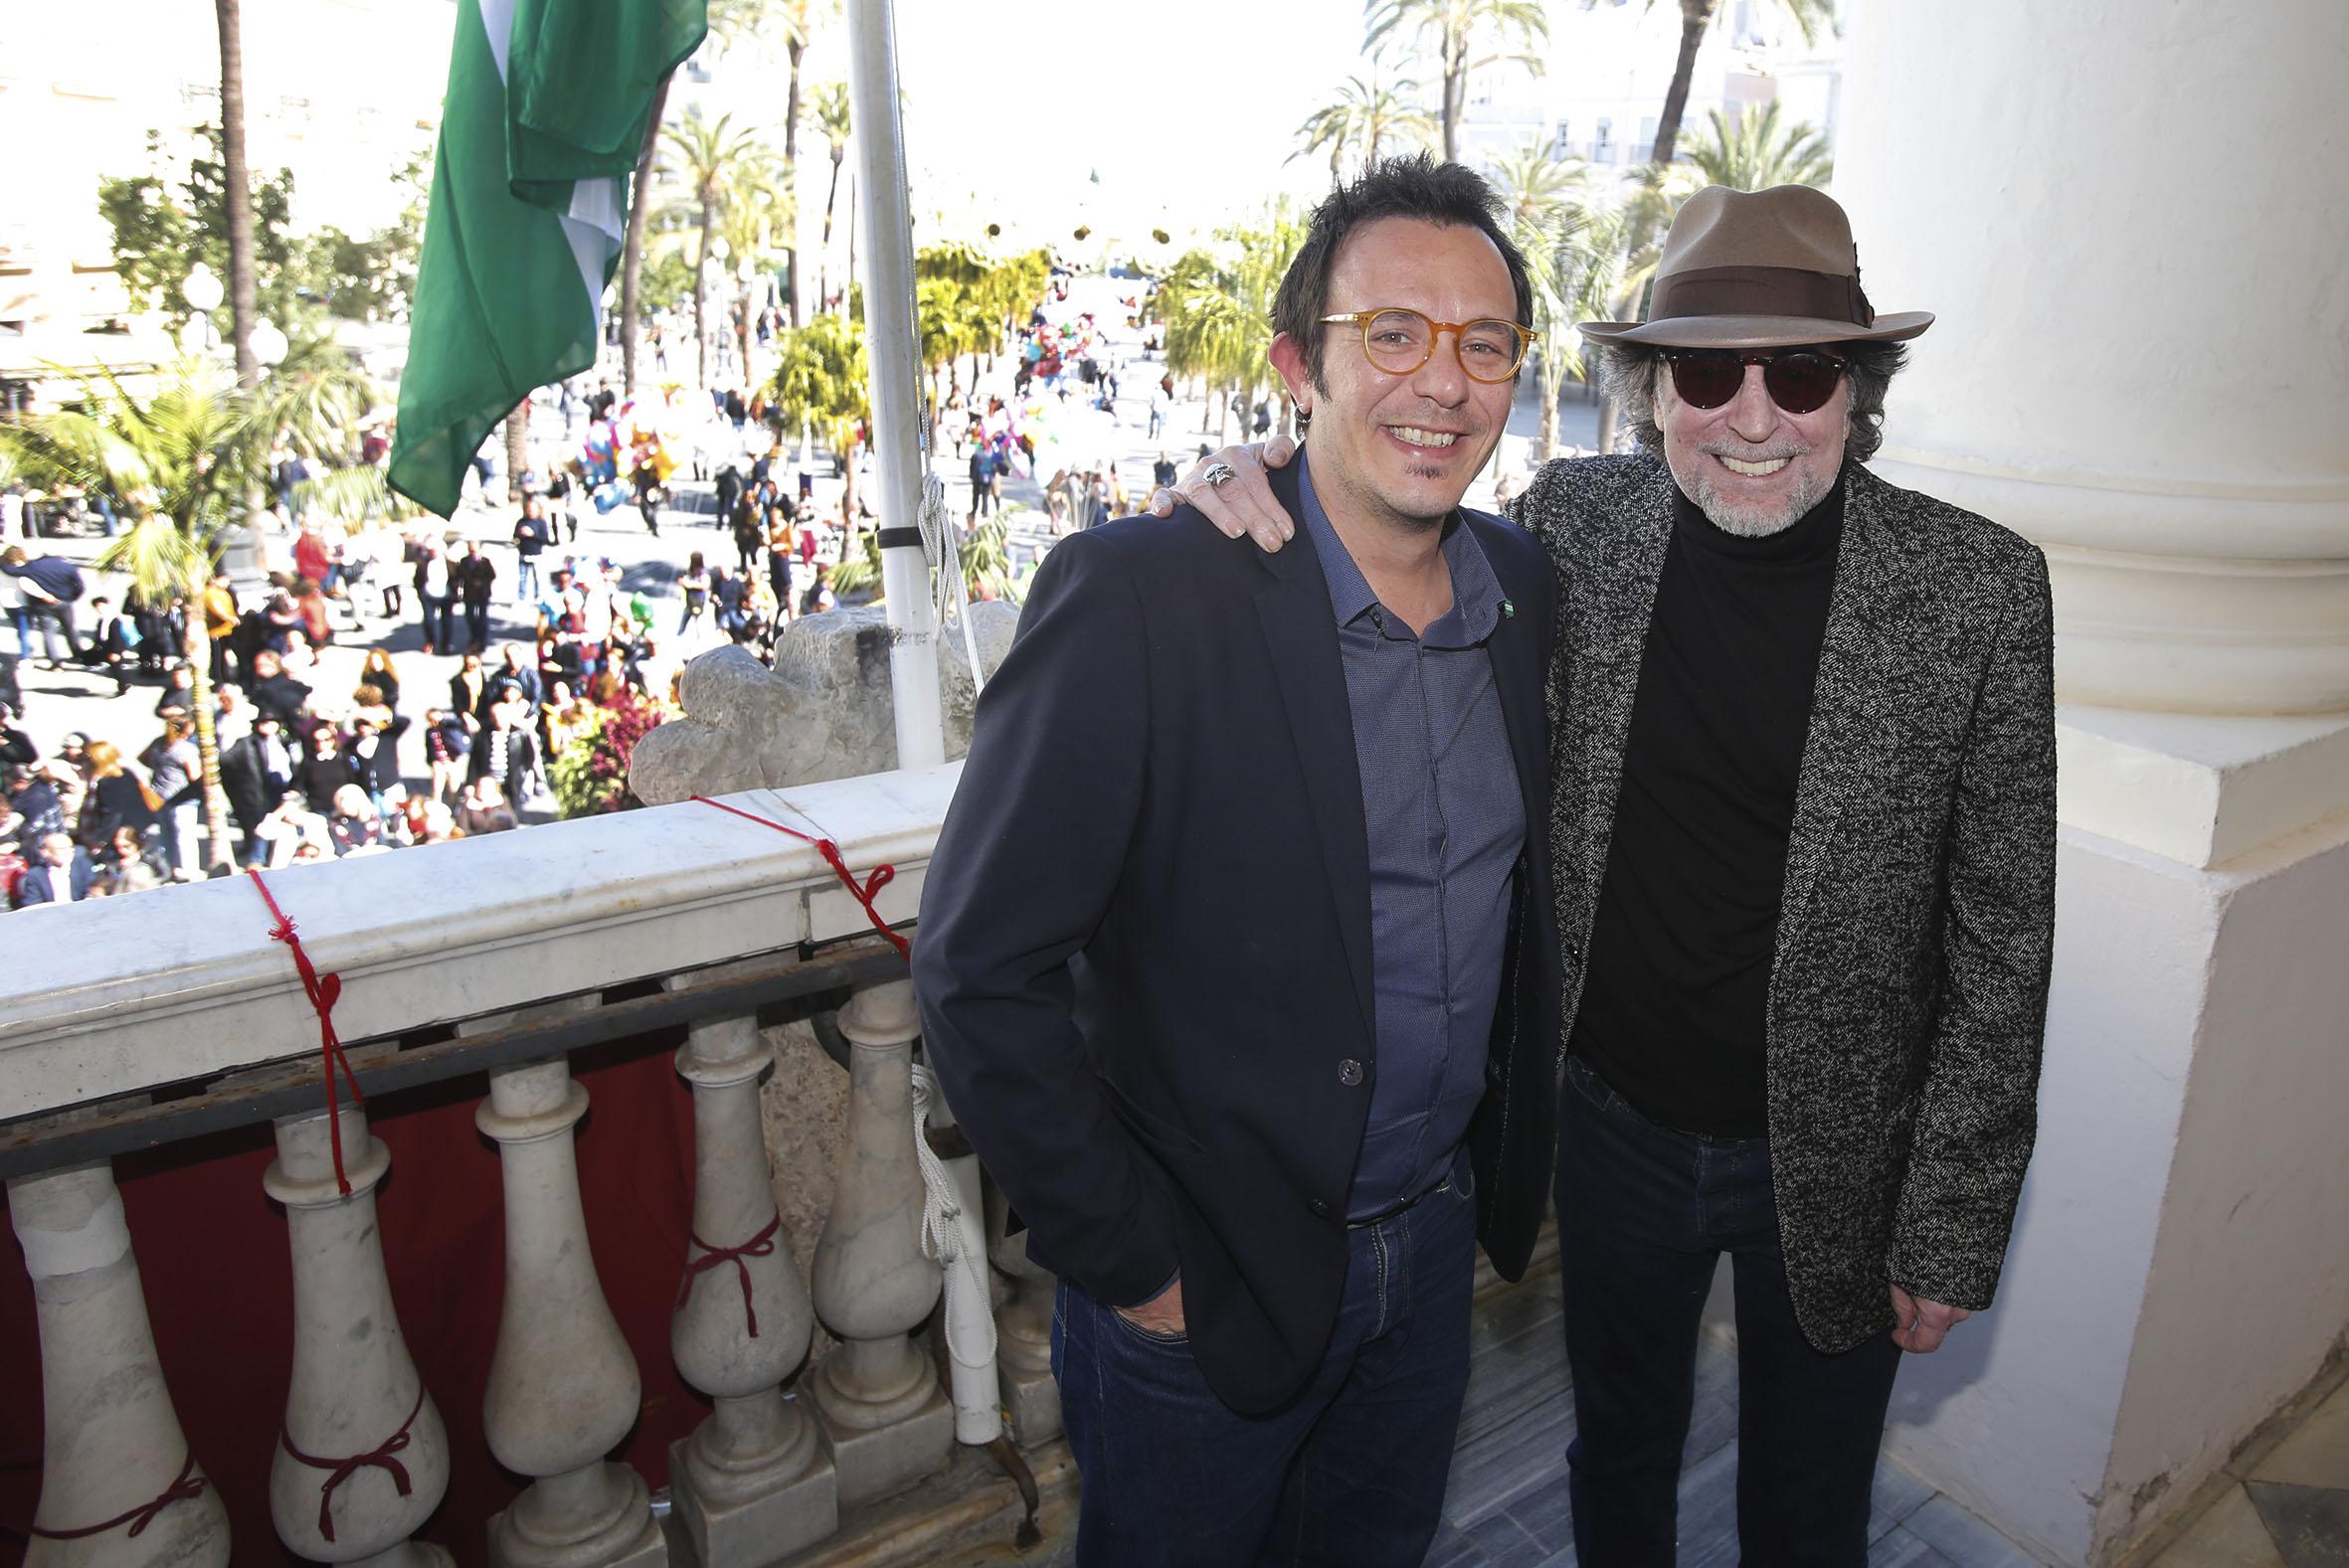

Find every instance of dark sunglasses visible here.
[1661,349,1849,415]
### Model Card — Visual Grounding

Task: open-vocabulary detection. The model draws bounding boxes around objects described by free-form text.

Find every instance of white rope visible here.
[910,1061,997,1365]
[918,470,988,700]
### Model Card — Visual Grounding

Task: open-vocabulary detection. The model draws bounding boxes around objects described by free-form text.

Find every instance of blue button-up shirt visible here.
[1295,453,1526,1219]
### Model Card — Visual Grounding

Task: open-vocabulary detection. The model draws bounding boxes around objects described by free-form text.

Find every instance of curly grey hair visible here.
[1600,340,1908,464]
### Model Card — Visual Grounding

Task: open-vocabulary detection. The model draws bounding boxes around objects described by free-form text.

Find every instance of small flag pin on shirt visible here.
[1501,599,1515,618]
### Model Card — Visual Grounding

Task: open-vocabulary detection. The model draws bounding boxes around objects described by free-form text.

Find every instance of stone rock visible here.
[630,602,1020,803]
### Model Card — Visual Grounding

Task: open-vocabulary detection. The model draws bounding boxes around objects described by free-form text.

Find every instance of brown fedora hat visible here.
[1579,184,1932,349]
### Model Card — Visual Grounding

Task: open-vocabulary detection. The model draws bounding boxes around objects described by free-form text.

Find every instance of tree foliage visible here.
[1681,102,1833,191]
[1292,62,1437,180]
[97,128,427,326]
[1363,0,1549,161]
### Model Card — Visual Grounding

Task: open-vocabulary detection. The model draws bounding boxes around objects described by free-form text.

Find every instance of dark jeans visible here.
[1557,1054,1901,1568]
[1052,1152,1476,1567]
[462,600,489,653]
[423,595,454,653]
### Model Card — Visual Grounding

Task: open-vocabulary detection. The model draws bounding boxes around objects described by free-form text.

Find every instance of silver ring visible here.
[1201,461,1238,489]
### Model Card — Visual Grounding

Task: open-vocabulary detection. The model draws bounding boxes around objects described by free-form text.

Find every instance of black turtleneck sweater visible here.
[1569,475,1846,1137]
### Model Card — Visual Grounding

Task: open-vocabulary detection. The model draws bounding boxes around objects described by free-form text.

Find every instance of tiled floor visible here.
[2144,1376,2349,1568]
[1427,1281,2052,1567]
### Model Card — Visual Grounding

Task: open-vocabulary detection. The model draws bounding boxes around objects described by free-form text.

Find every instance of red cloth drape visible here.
[1,1034,705,1567]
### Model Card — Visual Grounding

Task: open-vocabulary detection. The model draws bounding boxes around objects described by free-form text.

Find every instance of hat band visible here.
[1648,264,1876,329]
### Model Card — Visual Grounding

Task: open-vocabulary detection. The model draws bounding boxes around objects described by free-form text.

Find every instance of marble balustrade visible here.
[0,769,1084,1566]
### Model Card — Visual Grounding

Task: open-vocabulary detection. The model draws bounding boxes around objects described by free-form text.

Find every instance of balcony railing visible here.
[0,764,1094,1566]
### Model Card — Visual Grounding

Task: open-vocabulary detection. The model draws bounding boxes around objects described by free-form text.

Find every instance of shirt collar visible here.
[1295,449,1506,648]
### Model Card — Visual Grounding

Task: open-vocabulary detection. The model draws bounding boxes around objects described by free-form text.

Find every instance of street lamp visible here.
[250,320,288,368]
[182,262,224,314]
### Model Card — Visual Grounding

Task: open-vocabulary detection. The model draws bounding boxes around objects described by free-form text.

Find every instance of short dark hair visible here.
[1600,339,1910,465]
[1273,154,1536,405]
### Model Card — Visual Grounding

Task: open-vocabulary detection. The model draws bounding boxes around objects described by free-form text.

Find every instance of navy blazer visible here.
[915,459,1561,1415]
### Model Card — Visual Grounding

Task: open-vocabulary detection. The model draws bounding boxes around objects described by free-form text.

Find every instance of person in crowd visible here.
[1,546,85,666]
[138,714,201,877]
[94,821,172,896]
[1161,173,2058,1567]
[150,662,198,721]
[247,649,313,730]
[347,712,406,815]
[202,571,242,688]
[80,596,136,692]
[424,707,472,804]
[75,740,157,852]
[5,765,65,846]
[677,551,712,637]
[764,499,797,622]
[415,539,455,655]
[254,788,333,868]
[14,830,95,907]
[294,721,357,815]
[454,775,518,836]
[469,690,541,810]
[448,650,489,734]
[211,683,253,751]
[221,713,295,866]
[291,575,334,649]
[454,540,497,654]
[799,563,836,616]
[511,494,554,607]
[328,784,391,857]
[915,159,1559,1564]
[357,647,402,713]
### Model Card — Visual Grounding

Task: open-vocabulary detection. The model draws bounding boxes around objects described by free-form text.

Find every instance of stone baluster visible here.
[808,978,952,1506]
[266,1106,452,1567]
[470,1022,665,1568]
[7,1160,230,1567]
[661,964,837,1563]
[987,1182,1062,1447]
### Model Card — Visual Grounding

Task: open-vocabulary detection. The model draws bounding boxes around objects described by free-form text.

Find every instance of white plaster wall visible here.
[2094,818,2349,1551]
[1881,828,2216,1565]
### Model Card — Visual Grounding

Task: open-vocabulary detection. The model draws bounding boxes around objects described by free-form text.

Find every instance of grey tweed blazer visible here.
[1513,454,2057,1353]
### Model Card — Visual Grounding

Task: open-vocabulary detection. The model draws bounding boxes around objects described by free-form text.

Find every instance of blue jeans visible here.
[515,557,540,606]
[1052,1151,1476,1567]
[1557,1054,1901,1568]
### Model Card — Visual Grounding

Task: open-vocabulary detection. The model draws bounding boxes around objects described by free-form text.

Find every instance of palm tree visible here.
[809,82,852,313]
[662,108,771,389]
[0,345,373,870]
[1488,137,1587,242]
[212,0,259,388]
[1595,0,1836,177]
[620,75,674,396]
[1363,0,1549,163]
[709,0,836,326]
[1291,63,1437,181]
[717,164,790,369]
[1682,102,1833,190]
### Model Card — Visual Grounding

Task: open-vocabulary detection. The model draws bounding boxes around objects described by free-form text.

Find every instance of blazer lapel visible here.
[1776,468,1927,955]
[1251,462,1376,1044]
[1467,514,1546,840]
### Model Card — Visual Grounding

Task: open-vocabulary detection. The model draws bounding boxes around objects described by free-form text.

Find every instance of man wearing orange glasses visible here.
[916,157,1561,1563]
[1163,179,2057,1566]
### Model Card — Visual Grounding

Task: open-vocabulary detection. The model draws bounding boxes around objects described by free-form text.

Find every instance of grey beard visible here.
[1684,462,1835,538]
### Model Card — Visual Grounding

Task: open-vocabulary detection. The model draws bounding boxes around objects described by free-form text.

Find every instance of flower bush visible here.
[549,686,673,818]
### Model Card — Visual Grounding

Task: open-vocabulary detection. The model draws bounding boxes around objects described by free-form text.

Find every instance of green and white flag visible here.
[388,0,705,517]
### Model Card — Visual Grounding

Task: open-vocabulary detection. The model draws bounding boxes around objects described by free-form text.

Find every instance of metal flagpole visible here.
[845,0,945,771]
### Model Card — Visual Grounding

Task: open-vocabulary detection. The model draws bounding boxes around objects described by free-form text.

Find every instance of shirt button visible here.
[1308,1198,1333,1219]
[1338,1059,1363,1087]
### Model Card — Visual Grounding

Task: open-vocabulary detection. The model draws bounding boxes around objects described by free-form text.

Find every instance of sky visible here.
[887,0,1379,242]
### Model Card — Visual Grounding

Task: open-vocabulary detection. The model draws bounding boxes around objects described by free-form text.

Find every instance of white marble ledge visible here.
[0,763,962,1124]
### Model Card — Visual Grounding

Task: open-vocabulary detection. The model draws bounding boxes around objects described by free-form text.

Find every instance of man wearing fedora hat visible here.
[1157,178,2056,1566]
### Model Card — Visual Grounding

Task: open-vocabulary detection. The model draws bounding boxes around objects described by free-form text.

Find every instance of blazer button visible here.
[1308,1197,1333,1219]
[1338,1059,1364,1087]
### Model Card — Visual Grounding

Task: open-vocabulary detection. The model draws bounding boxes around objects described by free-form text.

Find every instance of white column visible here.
[1832,4,2349,1566]
[661,966,836,1563]
[8,1161,230,1567]
[266,1106,452,1567]
[808,978,952,1506]
[474,1047,665,1568]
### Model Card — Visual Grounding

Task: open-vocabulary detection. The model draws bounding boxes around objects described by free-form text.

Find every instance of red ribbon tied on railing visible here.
[24,1451,208,1540]
[691,795,911,959]
[251,870,367,1195]
[677,1213,785,1336]
[278,1385,425,1544]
